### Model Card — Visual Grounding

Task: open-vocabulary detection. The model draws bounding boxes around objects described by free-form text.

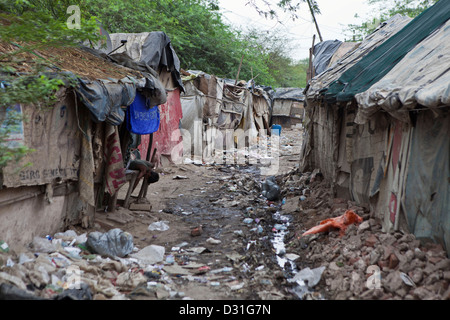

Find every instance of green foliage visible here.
[79,0,306,88]
[0,0,102,169]
[245,0,320,20]
[2,0,308,88]
[0,0,311,170]
[344,0,439,41]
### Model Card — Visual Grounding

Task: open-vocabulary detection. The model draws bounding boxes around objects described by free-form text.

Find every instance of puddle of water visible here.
[271,211,297,273]
[270,210,323,300]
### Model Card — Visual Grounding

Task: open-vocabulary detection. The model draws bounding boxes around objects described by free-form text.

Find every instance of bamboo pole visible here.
[307,0,323,42]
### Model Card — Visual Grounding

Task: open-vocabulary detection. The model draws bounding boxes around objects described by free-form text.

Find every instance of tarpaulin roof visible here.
[355,18,450,124]
[109,32,184,92]
[313,40,343,75]
[322,0,450,103]
[73,46,167,126]
[305,14,412,103]
[273,87,305,102]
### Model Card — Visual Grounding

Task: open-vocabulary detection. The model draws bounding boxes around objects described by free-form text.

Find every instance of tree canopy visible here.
[344,0,439,41]
[0,0,310,168]
[1,0,308,88]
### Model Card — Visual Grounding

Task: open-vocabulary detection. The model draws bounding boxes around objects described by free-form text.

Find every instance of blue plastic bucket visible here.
[272,124,282,136]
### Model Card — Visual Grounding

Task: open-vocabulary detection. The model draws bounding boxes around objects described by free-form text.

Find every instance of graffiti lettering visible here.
[19,168,78,181]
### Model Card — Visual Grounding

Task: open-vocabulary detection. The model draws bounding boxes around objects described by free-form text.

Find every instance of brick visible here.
[365,234,378,247]
[388,253,400,269]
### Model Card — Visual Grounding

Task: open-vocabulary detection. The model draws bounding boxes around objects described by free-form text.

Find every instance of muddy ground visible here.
[1,127,449,301]
[87,127,306,300]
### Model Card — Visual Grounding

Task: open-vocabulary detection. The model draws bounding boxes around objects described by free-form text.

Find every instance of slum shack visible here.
[301,1,450,255]
[271,87,305,128]
[180,71,272,164]
[109,32,185,168]
[0,41,166,247]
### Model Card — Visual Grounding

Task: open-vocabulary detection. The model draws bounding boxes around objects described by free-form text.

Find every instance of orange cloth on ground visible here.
[301,210,363,237]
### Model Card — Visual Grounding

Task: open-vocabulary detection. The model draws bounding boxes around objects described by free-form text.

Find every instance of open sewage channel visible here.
[161,162,322,300]
[2,128,448,301]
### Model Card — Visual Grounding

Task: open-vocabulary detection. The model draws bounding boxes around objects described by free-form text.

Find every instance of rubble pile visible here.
[281,169,450,300]
[0,161,448,300]
[0,229,232,300]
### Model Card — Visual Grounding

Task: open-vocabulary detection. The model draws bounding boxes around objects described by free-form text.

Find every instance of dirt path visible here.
[3,126,447,301]
[89,127,305,300]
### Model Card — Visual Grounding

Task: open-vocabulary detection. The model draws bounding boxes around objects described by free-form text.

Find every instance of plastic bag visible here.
[86,229,134,258]
[301,210,363,237]
[148,221,170,232]
[261,176,280,201]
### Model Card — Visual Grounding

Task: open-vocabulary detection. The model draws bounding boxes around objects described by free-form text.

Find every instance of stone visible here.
[357,221,370,233]
[427,255,443,265]
[328,261,341,271]
[388,253,400,269]
[354,258,367,271]
[443,271,450,281]
[414,248,426,261]
[399,234,416,244]
[384,271,404,293]
[369,250,381,265]
[412,287,433,300]
[404,250,415,263]
[378,233,397,246]
[434,258,450,270]
[423,271,442,286]
[409,269,424,284]
[365,234,378,247]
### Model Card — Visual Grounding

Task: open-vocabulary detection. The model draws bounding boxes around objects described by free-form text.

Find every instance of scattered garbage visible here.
[243,218,254,224]
[291,266,326,287]
[165,254,175,264]
[31,236,57,253]
[400,272,416,287]
[148,221,170,232]
[55,283,93,300]
[301,210,363,237]
[130,245,165,264]
[85,228,134,258]
[273,224,287,231]
[173,175,188,180]
[288,266,326,299]
[1,157,449,301]
[190,225,203,237]
[206,238,221,245]
[0,283,45,300]
[0,241,9,253]
[261,176,280,201]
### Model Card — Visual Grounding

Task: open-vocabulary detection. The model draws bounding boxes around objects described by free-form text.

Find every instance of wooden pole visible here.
[307,0,323,42]
[235,54,244,85]
[307,34,316,82]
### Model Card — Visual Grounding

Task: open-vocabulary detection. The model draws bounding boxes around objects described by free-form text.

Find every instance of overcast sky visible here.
[218,0,374,61]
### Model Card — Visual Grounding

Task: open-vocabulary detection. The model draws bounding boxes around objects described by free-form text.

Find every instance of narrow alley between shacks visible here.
[1,127,449,301]
[1,1,450,306]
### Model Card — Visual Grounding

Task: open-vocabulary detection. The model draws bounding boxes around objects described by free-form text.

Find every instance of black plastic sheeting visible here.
[75,77,136,126]
[272,87,305,102]
[313,40,342,75]
[107,51,167,107]
[140,32,184,92]
[73,46,169,126]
